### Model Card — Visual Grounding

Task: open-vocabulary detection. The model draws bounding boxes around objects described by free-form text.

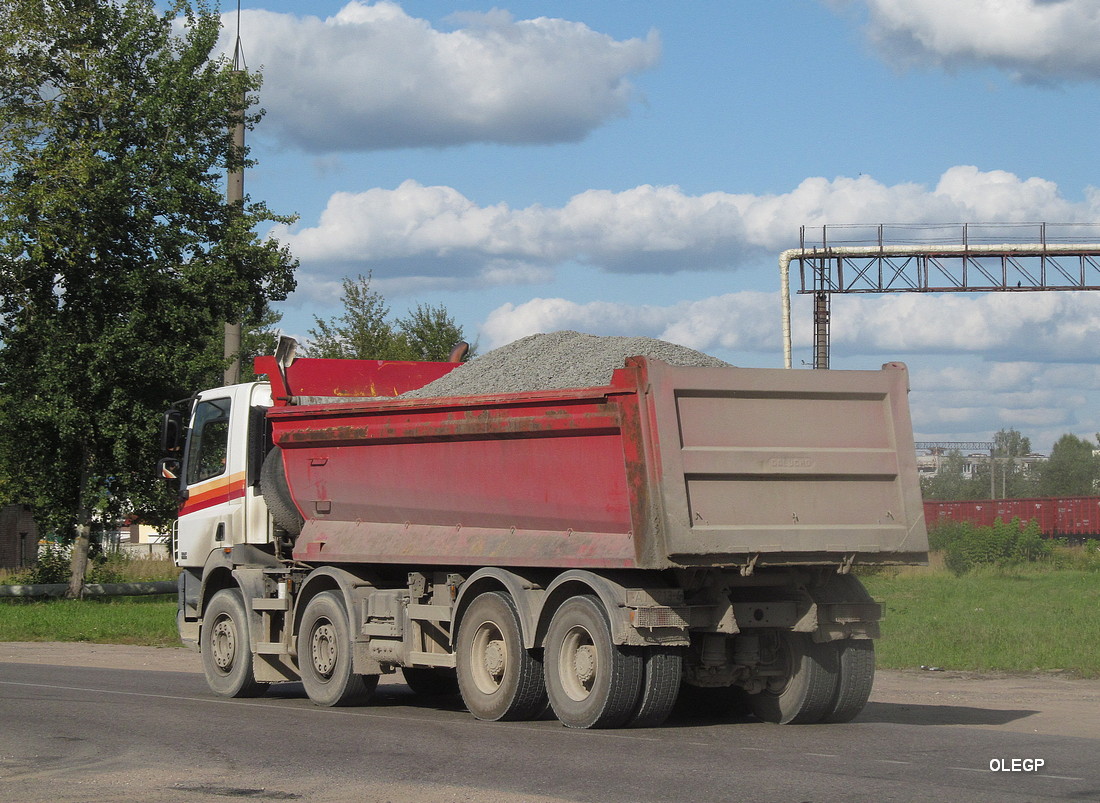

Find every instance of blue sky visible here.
[215,1,1100,452]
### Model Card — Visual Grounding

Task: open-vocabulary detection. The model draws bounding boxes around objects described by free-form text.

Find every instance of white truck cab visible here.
[171,382,274,568]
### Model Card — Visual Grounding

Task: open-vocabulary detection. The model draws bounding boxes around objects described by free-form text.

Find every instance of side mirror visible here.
[158,457,181,481]
[161,408,185,454]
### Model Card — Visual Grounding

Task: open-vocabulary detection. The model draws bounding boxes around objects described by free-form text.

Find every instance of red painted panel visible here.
[272,384,644,568]
[254,355,458,405]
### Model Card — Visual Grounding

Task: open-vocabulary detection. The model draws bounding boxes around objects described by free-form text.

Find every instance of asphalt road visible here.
[1,645,1098,803]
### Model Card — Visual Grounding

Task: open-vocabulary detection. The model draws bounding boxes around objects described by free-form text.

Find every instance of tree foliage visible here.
[921,428,1043,501]
[919,451,983,501]
[993,427,1031,459]
[239,304,285,382]
[1038,434,1098,497]
[0,0,297,594]
[305,274,472,362]
[928,518,1052,575]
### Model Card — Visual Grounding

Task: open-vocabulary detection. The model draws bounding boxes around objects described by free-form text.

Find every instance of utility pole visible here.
[223,3,245,385]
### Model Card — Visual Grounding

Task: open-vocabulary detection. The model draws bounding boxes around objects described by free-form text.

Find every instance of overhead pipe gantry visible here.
[779,223,1100,369]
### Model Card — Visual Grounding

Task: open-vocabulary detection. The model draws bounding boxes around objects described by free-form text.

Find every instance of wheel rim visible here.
[310,620,338,679]
[557,625,598,702]
[762,634,794,695]
[210,614,237,674]
[470,620,508,695]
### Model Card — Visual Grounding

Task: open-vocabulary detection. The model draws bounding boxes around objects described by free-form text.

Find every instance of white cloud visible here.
[846,0,1100,81]
[479,292,781,351]
[478,286,1100,366]
[271,166,1100,291]
[830,291,1100,360]
[905,357,1100,450]
[224,2,660,151]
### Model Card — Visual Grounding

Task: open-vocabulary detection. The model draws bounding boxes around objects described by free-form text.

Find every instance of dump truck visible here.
[160,336,927,728]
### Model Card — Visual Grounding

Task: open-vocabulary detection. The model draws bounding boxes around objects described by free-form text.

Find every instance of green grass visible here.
[0,552,181,647]
[0,596,179,646]
[863,565,1100,677]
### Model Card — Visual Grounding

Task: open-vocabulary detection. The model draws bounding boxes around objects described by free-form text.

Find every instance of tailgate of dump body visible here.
[639,358,928,566]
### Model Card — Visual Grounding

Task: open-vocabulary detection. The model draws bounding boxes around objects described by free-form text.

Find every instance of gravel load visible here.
[402,330,731,399]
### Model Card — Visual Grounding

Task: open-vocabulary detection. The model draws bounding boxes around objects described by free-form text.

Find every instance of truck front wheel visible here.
[544,595,644,729]
[201,589,265,698]
[298,591,378,707]
[747,631,838,725]
[456,591,547,721]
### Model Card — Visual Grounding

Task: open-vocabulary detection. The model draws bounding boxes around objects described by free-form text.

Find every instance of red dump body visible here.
[255,356,928,571]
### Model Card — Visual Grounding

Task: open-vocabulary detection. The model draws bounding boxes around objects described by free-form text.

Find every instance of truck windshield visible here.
[186,397,231,485]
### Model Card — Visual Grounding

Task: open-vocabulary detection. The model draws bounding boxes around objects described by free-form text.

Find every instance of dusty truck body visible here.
[164,342,927,728]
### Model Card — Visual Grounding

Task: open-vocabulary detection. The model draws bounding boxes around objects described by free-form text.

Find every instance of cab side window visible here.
[186,398,231,485]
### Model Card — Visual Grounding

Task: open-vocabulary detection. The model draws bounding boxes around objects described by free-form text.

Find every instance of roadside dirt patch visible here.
[3,642,1098,738]
[867,667,1100,739]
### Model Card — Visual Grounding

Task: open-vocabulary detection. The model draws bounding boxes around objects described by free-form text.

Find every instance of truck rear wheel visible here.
[748,631,838,725]
[544,595,644,729]
[820,639,875,723]
[201,589,265,698]
[298,591,378,707]
[626,646,682,728]
[456,591,547,721]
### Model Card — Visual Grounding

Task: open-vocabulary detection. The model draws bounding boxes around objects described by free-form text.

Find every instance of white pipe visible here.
[787,242,1100,258]
[778,248,799,369]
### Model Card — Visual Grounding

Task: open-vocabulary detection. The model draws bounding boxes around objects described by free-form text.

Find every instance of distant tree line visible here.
[921,428,1100,501]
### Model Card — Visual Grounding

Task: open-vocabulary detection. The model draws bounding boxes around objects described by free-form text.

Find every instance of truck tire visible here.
[260,447,304,537]
[544,595,644,729]
[626,646,682,728]
[456,591,547,721]
[810,574,876,723]
[820,639,875,723]
[298,591,378,707]
[748,631,838,725]
[402,667,460,697]
[201,589,266,698]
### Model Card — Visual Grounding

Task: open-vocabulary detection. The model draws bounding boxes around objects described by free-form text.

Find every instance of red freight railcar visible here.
[923,496,1100,538]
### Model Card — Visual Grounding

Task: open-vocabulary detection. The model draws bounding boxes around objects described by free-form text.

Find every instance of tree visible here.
[306,274,401,359]
[0,0,297,596]
[305,274,473,362]
[920,450,986,501]
[993,427,1031,460]
[1038,434,1098,497]
[395,303,471,362]
[239,304,285,382]
[987,427,1037,499]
